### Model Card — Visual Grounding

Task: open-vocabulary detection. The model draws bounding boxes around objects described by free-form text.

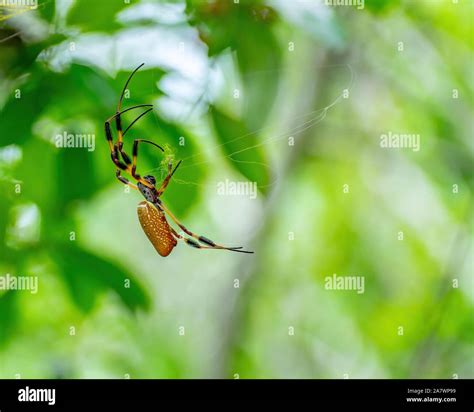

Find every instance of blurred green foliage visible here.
[0,0,472,379]
[210,105,269,192]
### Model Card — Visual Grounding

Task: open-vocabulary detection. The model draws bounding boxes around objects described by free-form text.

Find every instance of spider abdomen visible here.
[137,201,177,257]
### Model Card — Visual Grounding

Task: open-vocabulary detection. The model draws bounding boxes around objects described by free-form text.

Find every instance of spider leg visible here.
[105,107,162,188]
[169,227,251,254]
[118,64,144,113]
[105,104,152,152]
[116,170,138,190]
[159,202,253,254]
[106,64,162,188]
[123,107,153,137]
[131,139,164,179]
[110,141,153,188]
[115,62,145,148]
[156,159,182,196]
[105,104,156,185]
[106,64,161,187]
[116,106,155,160]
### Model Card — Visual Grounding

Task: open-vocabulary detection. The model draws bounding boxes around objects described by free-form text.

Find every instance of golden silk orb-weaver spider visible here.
[105,63,254,257]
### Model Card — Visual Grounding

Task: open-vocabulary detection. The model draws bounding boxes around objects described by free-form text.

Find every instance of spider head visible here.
[143,175,156,187]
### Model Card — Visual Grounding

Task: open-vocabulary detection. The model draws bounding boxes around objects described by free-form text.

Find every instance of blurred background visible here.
[0,0,472,379]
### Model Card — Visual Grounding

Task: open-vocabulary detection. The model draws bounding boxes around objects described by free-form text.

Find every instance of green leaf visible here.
[0,182,14,260]
[0,31,66,79]
[236,23,281,132]
[153,119,205,218]
[0,63,106,147]
[17,138,57,213]
[185,0,280,130]
[52,244,150,313]
[44,64,115,116]
[364,0,400,14]
[36,0,56,23]
[55,138,97,210]
[0,291,18,346]
[113,66,166,106]
[67,0,136,32]
[0,72,51,146]
[209,105,269,194]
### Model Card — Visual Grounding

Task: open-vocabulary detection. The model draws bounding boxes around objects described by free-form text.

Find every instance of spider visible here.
[104,63,253,257]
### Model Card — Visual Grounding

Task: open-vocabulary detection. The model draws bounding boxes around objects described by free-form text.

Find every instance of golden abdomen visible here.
[137,201,177,257]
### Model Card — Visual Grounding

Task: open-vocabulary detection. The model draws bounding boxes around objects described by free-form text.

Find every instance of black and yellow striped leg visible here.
[157,160,182,196]
[117,107,154,167]
[160,202,253,254]
[131,138,165,179]
[106,135,160,189]
[115,110,130,164]
[105,121,127,172]
[170,228,209,249]
[170,228,252,254]
[111,143,129,172]
[116,170,138,190]
[105,104,154,182]
[105,104,152,151]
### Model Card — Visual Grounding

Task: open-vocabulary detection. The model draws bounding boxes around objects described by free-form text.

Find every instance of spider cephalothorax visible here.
[137,176,159,203]
[143,175,156,185]
[104,63,253,256]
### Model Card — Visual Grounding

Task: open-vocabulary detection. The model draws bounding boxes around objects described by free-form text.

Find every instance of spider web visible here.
[144,63,354,191]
